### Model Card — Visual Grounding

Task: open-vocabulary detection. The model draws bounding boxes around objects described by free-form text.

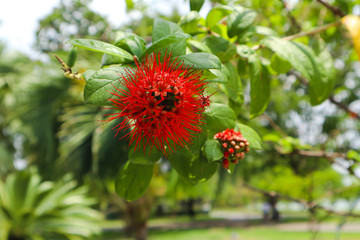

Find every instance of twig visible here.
[282,20,342,41]
[243,183,360,217]
[55,55,82,81]
[287,71,360,120]
[316,0,346,18]
[279,0,302,32]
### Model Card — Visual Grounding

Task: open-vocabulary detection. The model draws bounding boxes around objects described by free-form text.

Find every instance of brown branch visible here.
[243,183,360,217]
[316,0,346,18]
[279,0,302,32]
[329,96,360,120]
[287,71,360,120]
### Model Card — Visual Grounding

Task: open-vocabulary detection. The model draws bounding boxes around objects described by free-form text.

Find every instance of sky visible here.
[0,0,191,56]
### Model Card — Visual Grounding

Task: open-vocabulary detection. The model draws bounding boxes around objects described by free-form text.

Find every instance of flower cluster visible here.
[108,52,208,154]
[214,129,250,169]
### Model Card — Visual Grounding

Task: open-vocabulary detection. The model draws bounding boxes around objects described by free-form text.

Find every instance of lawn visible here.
[100,225,360,240]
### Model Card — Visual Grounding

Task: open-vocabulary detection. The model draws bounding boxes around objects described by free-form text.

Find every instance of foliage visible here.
[0,168,101,240]
[64,0,360,203]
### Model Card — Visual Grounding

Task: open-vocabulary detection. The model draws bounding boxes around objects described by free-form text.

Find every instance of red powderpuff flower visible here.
[107,52,208,154]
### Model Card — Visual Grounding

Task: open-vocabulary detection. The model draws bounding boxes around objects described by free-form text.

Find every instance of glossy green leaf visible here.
[176,53,221,69]
[270,54,292,74]
[203,139,223,161]
[205,103,236,135]
[67,47,77,68]
[168,148,217,185]
[115,161,153,201]
[227,10,257,38]
[206,5,233,28]
[179,11,201,34]
[187,125,208,155]
[221,62,244,105]
[152,18,188,57]
[68,39,133,60]
[141,34,190,59]
[261,36,335,105]
[190,0,205,11]
[205,36,236,62]
[347,150,360,162]
[188,40,212,53]
[84,66,127,106]
[129,143,162,165]
[114,34,147,58]
[248,54,271,118]
[235,122,262,150]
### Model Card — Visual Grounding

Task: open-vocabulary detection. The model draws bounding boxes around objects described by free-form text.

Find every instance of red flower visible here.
[107,52,208,154]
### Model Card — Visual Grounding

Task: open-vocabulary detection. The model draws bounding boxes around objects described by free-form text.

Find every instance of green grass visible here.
[99,226,360,240]
[147,228,360,240]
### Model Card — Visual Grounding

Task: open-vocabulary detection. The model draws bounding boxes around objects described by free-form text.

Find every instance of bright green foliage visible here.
[115,161,154,201]
[0,168,101,240]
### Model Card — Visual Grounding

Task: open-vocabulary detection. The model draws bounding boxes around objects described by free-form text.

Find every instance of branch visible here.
[287,70,360,120]
[55,55,83,81]
[282,20,342,41]
[243,183,360,217]
[316,0,346,18]
[279,0,301,32]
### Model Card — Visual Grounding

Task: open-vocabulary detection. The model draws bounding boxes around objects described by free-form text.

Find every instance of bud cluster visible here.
[214,129,250,169]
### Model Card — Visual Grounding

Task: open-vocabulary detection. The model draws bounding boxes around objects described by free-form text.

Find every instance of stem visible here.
[282,20,342,41]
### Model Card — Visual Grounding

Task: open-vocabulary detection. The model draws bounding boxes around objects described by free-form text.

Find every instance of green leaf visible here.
[141,34,190,59]
[190,0,205,11]
[188,40,212,53]
[67,47,77,68]
[248,54,271,118]
[152,18,188,57]
[179,11,201,34]
[227,10,257,38]
[84,66,127,106]
[206,5,233,29]
[114,34,147,58]
[176,53,221,69]
[168,148,217,184]
[347,150,360,162]
[235,123,262,150]
[68,39,133,60]
[129,143,162,165]
[203,139,223,161]
[255,26,279,37]
[125,0,134,10]
[187,125,208,155]
[205,103,236,135]
[205,36,236,62]
[236,45,255,58]
[261,36,335,105]
[270,54,292,73]
[115,161,153,201]
[221,62,243,105]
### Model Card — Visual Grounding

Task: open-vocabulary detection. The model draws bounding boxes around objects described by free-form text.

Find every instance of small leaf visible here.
[67,47,77,68]
[129,143,162,165]
[114,34,147,58]
[168,148,217,185]
[179,11,201,34]
[206,5,233,29]
[190,0,205,11]
[68,39,133,60]
[84,66,127,106]
[221,62,243,105]
[205,103,236,135]
[152,18,188,57]
[342,15,360,61]
[227,10,257,38]
[176,53,221,69]
[261,36,335,105]
[248,54,271,118]
[235,123,262,150]
[115,161,153,201]
[141,34,190,59]
[347,150,360,162]
[203,139,223,161]
[205,36,236,62]
[270,54,292,74]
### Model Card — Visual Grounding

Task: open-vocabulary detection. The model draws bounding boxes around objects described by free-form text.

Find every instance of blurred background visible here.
[1,0,360,239]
